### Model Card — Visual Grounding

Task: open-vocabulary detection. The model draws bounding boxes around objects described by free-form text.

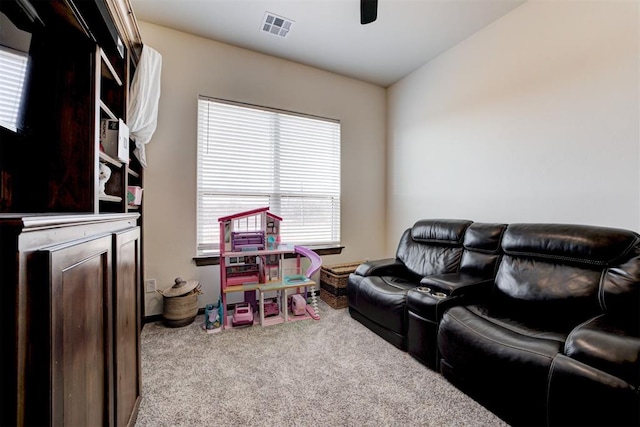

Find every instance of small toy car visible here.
[231,302,253,327]
[263,299,279,317]
[290,294,306,316]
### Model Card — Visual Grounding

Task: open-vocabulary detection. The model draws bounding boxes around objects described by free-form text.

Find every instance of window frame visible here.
[196,96,342,256]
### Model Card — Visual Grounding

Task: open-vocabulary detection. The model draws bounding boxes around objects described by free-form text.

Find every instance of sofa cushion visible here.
[396,219,472,277]
[355,276,416,335]
[440,305,569,352]
[494,256,603,330]
[460,222,506,275]
[410,219,472,244]
[602,244,640,318]
[438,304,565,425]
[462,222,506,251]
[501,223,639,265]
[492,224,640,332]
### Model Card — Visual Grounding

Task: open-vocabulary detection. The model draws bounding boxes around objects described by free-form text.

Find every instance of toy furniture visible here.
[258,281,316,325]
[218,207,322,328]
[203,295,223,333]
[292,245,321,319]
[347,219,640,426]
[231,302,253,327]
[263,299,279,317]
[290,294,307,316]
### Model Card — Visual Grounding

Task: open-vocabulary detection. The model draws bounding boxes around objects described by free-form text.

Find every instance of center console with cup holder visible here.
[405,223,506,369]
[406,274,496,369]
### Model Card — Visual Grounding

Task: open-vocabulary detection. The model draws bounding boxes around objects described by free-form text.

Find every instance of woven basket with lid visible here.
[158,277,202,327]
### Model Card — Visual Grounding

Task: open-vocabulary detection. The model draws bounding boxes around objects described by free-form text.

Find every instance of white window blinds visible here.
[197,97,341,255]
[0,47,28,132]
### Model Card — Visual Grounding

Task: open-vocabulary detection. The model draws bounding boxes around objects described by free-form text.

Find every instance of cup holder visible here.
[416,286,448,299]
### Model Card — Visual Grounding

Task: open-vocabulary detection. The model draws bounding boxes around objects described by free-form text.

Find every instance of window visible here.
[197,97,341,255]
[0,47,28,132]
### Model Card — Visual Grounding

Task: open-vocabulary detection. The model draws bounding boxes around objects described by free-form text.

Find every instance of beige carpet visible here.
[135,299,508,426]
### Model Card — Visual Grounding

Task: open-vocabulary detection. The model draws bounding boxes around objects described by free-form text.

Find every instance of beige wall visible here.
[387,0,640,248]
[140,0,640,316]
[138,22,387,316]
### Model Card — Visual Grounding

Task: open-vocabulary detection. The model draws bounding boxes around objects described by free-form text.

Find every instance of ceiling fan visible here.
[361,0,378,24]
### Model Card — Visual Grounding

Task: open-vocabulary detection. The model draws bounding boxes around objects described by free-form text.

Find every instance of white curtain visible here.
[128,45,162,167]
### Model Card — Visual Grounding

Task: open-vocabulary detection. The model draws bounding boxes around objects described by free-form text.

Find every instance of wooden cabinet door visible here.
[112,227,141,427]
[35,234,114,427]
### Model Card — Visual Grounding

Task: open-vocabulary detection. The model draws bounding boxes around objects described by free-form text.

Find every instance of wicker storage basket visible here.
[320,261,363,288]
[159,278,202,327]
[320,289,348,309]
[162,289,200,327]
[319,261,363,309]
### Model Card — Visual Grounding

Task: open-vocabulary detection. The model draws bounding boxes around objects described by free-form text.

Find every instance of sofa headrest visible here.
[411,219,472,245]
[502,224,640,265]
[463,223,507,252]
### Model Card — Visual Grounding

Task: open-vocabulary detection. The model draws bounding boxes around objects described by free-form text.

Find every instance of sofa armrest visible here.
[420,273,494,298]
[548,354,639,427]
[353,258,408,277]
[406,273,495,323]
[565,314,640,387]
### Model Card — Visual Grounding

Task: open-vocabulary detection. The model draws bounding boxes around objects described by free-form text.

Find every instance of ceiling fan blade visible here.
[361,0,377,24]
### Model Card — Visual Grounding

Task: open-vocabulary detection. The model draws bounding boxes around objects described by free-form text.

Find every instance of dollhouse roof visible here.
[217,207,283,223]
[266,211,283,221]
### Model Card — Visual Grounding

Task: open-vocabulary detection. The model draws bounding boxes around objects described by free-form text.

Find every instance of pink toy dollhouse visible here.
[217,207,321,329]
[219,207,282,253]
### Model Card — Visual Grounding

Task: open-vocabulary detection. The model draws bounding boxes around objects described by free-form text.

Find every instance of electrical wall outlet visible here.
[145,278,156,293]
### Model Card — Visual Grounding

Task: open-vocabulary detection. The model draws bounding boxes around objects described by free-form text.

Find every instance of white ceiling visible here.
[129,0,527,87]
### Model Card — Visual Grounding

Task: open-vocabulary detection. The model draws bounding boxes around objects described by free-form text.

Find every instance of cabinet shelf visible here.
[222,279,315,295]
[99,151,123,167]
[99,47,125,121]
[99,100,117,120]
[224,283,262,294]
[100,49,123,86]
[223,246,295,258]
[96,42,134,216]
[99,194,122,202]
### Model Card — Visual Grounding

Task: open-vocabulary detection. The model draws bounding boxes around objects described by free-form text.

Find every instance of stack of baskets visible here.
[319,261,363,309]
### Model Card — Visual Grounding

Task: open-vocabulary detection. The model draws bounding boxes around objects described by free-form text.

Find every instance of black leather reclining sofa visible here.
[347,219,640,426]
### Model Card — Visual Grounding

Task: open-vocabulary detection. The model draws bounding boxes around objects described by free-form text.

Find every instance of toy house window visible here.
[196,96,341,255]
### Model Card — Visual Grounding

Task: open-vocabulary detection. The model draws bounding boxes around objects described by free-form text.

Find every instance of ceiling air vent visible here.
[261,12,293,38]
